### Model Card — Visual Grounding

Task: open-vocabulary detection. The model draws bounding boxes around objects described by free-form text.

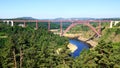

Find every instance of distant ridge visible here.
[14,17,38,20]
[53,17,120,21]
[52,17,96,21]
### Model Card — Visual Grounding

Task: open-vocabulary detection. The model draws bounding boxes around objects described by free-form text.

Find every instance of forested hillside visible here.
[0,23,73,68]
[0,23,120,68]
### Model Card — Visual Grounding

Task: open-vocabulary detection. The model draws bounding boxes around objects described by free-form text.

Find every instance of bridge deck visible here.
[0,20,111,23]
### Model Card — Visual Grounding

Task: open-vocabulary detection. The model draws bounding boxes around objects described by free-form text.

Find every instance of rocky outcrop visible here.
[63,34,82,38]
[67,43,78,53]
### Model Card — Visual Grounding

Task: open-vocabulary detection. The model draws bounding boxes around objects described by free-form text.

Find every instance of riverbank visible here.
[78,36,98,47]
[64,34,98,48]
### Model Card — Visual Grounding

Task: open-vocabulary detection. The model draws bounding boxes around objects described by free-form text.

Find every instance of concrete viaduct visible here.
[1,19,118,37]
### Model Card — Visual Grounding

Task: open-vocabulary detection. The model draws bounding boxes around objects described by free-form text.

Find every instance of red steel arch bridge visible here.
[0,20,111,37]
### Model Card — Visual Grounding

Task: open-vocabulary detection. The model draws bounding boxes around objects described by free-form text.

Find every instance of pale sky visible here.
[0,0,120,19]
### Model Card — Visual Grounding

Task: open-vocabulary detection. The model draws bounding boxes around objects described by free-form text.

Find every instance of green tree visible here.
[0,24,73,68]
[73,40,120,68]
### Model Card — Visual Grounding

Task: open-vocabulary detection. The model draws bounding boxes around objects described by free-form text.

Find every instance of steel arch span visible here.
[63,21,101,37]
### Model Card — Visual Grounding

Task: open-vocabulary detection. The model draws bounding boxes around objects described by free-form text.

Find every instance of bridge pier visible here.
[60,21,63,36]
[98,21,101,34]
[36,20,38,30]
[110,21,120,28]
[7,21,9,25]
[114,21,120,26]
[3,20,5,23]
[24,21,26,27]
[3,20,6,24]
[11,21,14,26]
[110,21,113,28]
[48,21,50,31]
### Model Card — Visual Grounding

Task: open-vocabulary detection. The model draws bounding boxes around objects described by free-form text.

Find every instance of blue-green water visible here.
[69,39,90,57]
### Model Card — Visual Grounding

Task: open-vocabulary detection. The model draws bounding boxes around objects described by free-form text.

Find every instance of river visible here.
[69,39,90,57]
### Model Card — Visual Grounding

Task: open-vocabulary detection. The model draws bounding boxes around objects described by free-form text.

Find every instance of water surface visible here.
[69,39,89,57]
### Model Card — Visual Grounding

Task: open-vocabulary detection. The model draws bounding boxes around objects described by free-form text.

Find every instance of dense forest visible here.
[0,23,73,68]
[0,23,120,68]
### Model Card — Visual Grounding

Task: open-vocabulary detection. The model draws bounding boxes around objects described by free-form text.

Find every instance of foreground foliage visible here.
[0,23,120,68]
[73,40,120,68]
[0,24,73,68]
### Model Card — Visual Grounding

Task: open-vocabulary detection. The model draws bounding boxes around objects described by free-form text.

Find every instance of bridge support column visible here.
[110,21,113,28]
[60,21,63,36]
[35,20,38,30]
[114,21,120,26]
[48,21,50,31]
[11,21,14,26]
[98,21,101,34]
[24,21,26,27]
[7,21,9,25]
[3,20,5,23]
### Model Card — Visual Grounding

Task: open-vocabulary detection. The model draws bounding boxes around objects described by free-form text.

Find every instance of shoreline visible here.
[64,34,98,48]
[77,36,98,48]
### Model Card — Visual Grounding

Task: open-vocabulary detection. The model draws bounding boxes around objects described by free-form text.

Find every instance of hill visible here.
[14,17,37,20]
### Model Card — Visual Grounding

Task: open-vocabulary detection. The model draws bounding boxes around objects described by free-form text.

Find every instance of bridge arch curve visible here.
[63,22,101,37]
